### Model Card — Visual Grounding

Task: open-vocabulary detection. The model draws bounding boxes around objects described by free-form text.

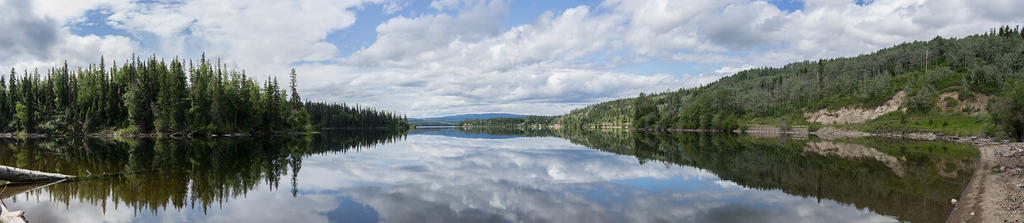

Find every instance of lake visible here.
[0,128,977,222]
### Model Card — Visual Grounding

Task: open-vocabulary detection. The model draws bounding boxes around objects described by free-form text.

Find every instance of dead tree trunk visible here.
[0,165,71,183]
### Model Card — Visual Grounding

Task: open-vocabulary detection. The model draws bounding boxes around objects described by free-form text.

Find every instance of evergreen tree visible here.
[209,62,227,131]
[16,72,35,132]
[190,55,213,132]
[0,75,7,131]
[125,58,157,133]
[155,59,189,132]
[261,78,284,131]
[287,68,310,130]
[4,69,15,130]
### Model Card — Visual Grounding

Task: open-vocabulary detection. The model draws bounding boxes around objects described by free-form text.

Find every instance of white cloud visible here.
[604,0,735,56]
[700,1,786,49]
[346,0,507,67]
[28,0,128,25]
[103,0,383,78]
[332,1,692,116]
[756,0,1024,64]
[0,0,137,72]
[715,65,755,75]
[339,0,1024,116]
[381,0,408,14]
[6,0,1024,116]
[429,0,465,11]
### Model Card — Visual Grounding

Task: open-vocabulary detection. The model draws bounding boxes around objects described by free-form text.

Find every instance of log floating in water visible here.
[1,180,65,223]
[0,165,72,183]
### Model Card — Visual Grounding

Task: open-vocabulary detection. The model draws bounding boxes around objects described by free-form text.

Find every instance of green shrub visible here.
[990,81,1024,141]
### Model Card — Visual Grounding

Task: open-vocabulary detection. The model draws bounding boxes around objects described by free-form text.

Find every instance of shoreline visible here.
[947,142,1024,222]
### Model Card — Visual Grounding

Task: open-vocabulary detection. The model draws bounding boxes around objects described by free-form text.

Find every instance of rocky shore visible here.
[949,143,1024,223]
[737,125,1023,223]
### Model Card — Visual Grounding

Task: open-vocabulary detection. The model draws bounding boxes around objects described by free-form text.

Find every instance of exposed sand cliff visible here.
[805,91,907,124]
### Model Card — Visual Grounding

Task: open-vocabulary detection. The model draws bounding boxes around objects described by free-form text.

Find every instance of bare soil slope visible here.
[805,91,907,124]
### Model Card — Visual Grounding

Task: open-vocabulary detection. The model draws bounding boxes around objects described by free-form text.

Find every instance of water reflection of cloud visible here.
[295,134,896,223]
[10,193,137,223]
[299,135,708,191]
[5,134,898,222]
[336,177,895,223]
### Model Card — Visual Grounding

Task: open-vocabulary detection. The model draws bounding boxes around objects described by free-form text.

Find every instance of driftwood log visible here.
[0,165,71,183]
[0,180,68,223]
[0,166,73,223]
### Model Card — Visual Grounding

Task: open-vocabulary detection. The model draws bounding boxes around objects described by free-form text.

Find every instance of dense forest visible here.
[0,55,408,135]
[305,102,409,130]
[466,26,1024,141]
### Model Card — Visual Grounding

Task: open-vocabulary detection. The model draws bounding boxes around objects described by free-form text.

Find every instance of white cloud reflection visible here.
[4,134,896,223]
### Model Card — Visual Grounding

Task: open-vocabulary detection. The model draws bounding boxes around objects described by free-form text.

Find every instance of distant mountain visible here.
[410,113,527,126]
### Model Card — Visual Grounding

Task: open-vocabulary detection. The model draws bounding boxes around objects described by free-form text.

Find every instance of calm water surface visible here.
[0,128,977,222]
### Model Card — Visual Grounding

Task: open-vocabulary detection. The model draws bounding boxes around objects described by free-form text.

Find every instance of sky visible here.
[1,0,1023,117]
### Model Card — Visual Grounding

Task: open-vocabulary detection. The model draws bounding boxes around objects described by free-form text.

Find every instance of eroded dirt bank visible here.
[805,91,907,124]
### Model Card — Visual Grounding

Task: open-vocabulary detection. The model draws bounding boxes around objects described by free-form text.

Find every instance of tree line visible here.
[305,102,409,130]
[0,55,408,135]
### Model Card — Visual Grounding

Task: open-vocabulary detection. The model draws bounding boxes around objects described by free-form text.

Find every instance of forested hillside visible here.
[482,26,1024,141]
[0,55,408,135]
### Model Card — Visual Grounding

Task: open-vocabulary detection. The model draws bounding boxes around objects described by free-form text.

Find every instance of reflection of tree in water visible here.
[0,129,406,215]
[461,128,977,223]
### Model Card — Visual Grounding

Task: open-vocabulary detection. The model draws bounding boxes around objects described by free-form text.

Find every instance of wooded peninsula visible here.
[0,55,408,136]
